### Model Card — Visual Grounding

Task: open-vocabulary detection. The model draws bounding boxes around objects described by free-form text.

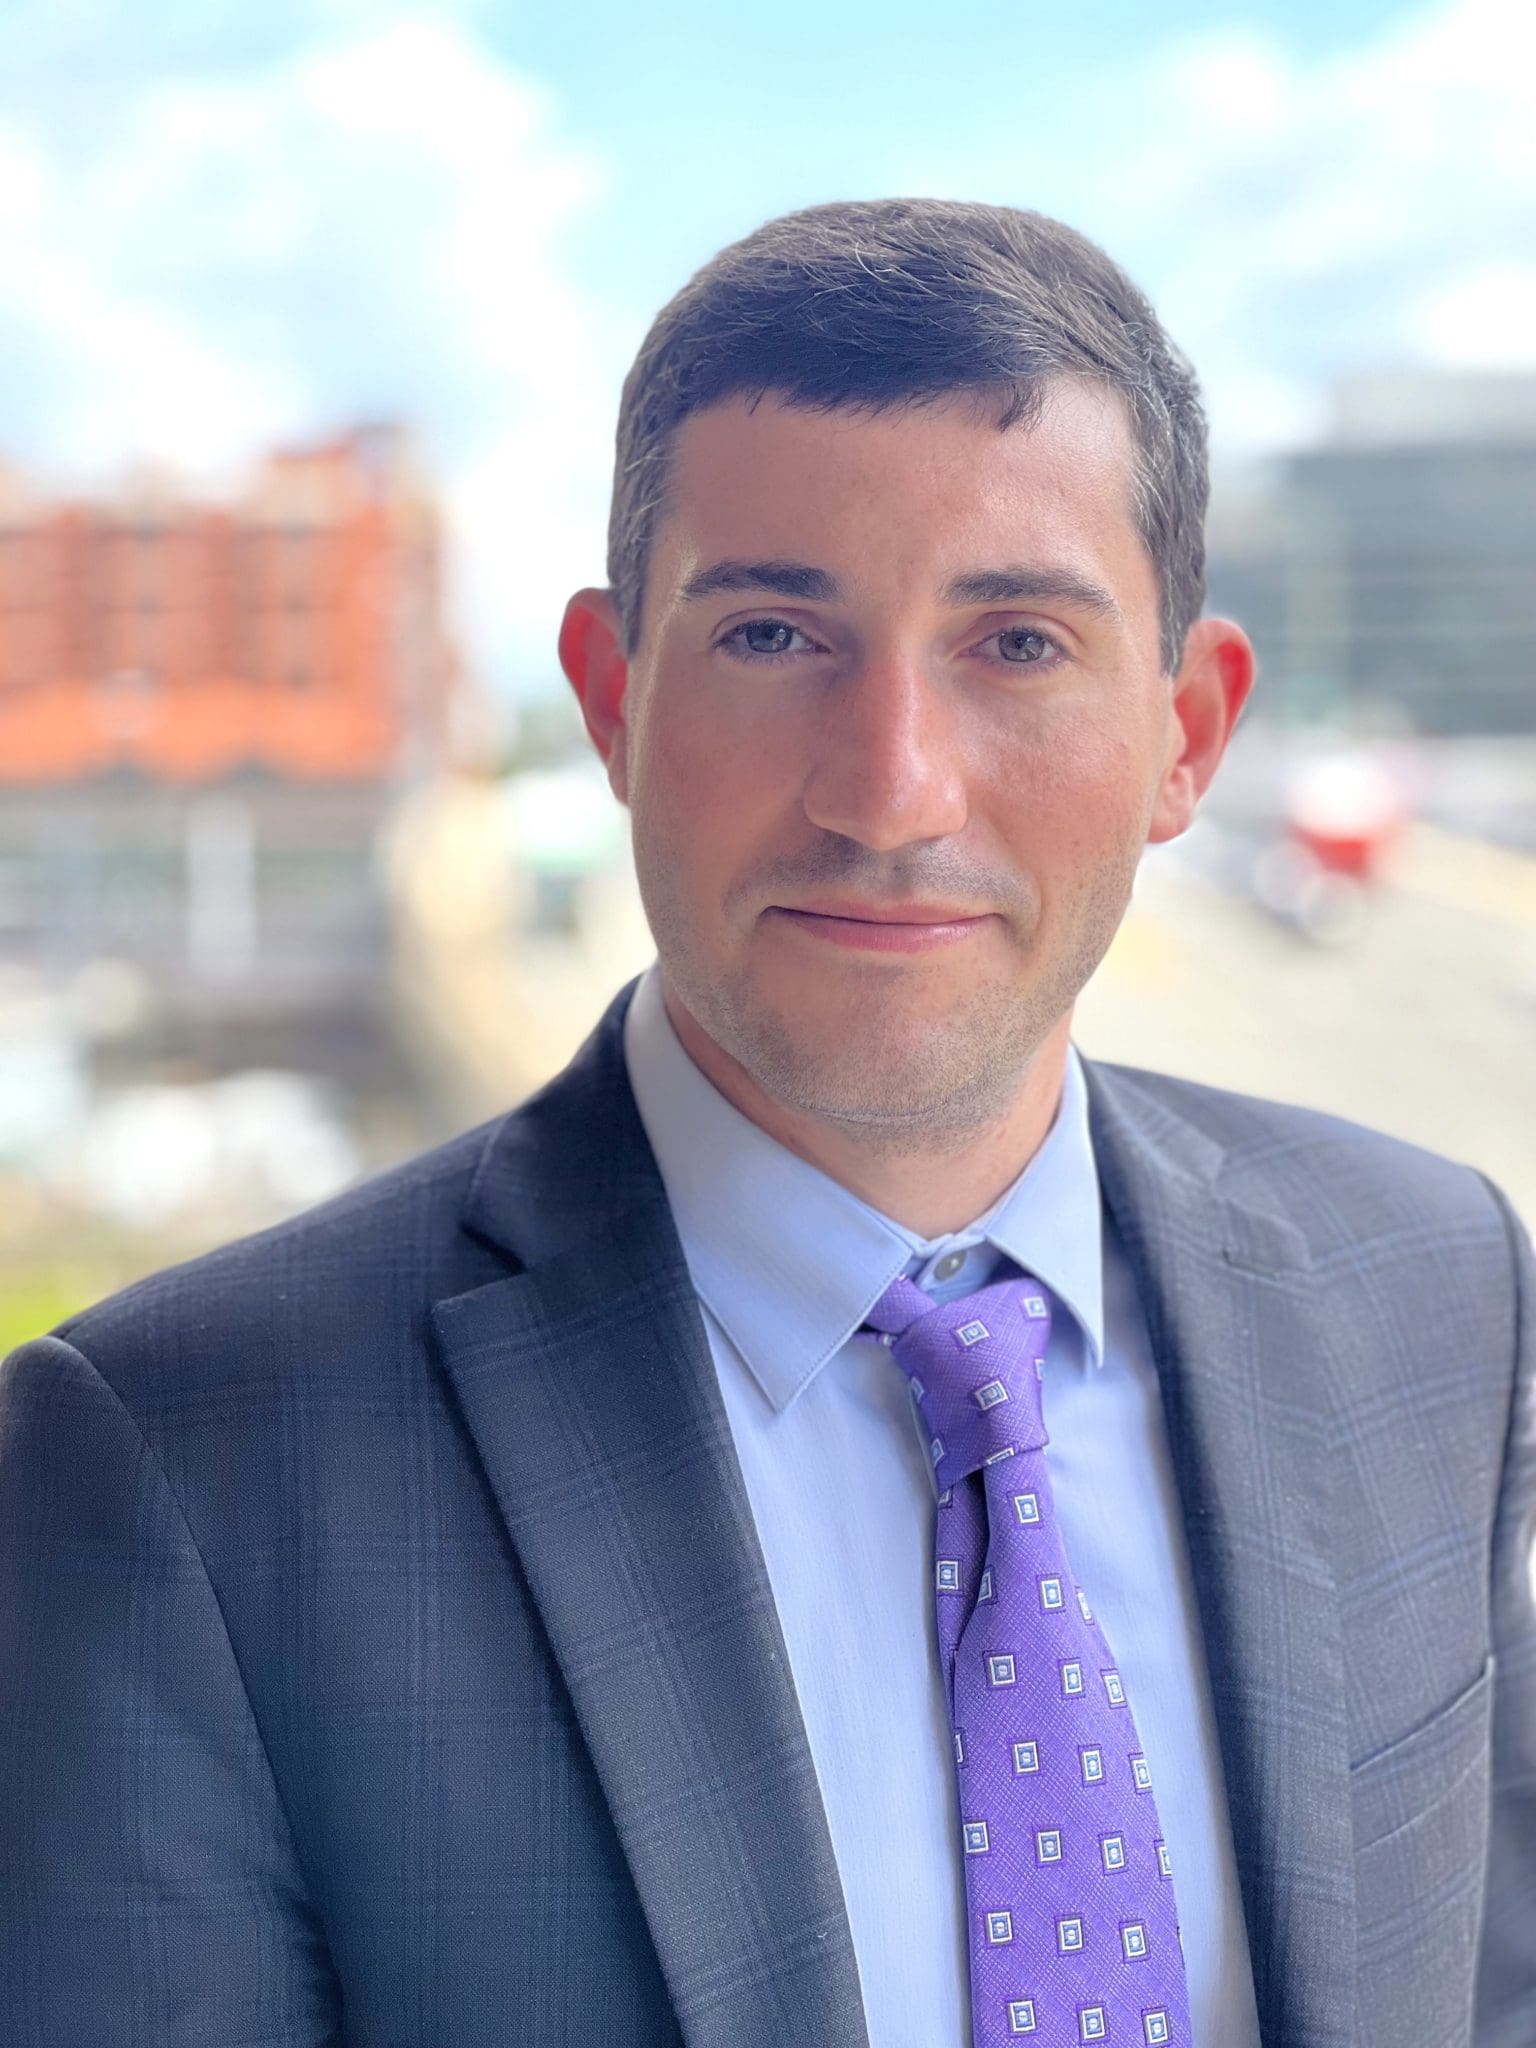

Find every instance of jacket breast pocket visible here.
[1351,1655,1494,2048]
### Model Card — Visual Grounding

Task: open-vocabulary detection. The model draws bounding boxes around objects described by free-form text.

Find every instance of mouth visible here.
[763,904,993,954]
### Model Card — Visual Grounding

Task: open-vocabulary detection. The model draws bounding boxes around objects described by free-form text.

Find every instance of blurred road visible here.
[1074,823,1536,1226]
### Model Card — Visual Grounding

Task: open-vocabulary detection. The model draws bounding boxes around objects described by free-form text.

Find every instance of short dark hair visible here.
[607,197,1209,674]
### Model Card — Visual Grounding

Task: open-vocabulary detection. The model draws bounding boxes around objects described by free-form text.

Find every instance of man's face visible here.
[574,378,1233,1141]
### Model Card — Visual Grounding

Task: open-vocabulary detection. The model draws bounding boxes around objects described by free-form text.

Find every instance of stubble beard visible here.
[646,869,1134,1162]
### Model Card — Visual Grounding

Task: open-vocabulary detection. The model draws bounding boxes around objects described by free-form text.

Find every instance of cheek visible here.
[630,683,787,881]
[989,706,1154,833]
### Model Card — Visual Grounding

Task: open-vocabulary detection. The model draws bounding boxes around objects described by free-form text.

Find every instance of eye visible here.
[985,626,1060,666]
[717,617,818,663]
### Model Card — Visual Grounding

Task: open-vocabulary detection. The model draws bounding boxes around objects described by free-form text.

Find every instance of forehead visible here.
[652,377,1154,608]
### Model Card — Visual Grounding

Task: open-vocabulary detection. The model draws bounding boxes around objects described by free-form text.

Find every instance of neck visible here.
[659,978,1073,1240]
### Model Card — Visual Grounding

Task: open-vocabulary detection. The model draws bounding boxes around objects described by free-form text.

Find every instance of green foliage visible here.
[0,1267,110,1354]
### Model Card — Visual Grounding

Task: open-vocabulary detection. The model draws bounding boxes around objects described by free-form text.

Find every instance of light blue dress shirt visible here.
[622,963,1263,2048]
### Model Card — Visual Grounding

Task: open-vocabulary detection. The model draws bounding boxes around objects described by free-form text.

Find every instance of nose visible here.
[801,647,969,851]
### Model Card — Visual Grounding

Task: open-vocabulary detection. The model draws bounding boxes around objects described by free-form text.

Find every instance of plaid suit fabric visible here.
[1,977,1531,2048]
[1083,1064,1536,2048]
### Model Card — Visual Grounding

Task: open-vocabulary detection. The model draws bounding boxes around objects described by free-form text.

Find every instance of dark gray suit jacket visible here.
[2,976,1532,2047]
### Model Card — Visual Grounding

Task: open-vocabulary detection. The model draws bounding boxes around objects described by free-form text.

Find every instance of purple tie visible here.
[865,1271,1191,2047]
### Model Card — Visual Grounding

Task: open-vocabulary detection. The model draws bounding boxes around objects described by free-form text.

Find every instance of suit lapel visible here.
[1084,1059,1355,2048]
[431,985,868,2048]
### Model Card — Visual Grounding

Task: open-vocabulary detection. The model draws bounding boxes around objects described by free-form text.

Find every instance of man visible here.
[1,199,1531,2048]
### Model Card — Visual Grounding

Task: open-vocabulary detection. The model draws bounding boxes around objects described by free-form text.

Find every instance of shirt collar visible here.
[622,962,1106,1413]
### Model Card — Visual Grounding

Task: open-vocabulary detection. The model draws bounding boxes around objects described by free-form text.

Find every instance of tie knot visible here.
[865,1272,1052,1487]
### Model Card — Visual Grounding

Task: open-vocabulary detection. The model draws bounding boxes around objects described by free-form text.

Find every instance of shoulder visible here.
[1087,1060,1531,1449]
[40,1114,511,1411]
[1086,1056,1519,1255]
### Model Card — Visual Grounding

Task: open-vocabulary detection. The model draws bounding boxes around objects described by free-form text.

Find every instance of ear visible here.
[1145,616,1255,844]
[558,586,632,805]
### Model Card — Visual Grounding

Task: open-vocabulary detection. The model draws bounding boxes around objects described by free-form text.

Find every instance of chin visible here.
[732,986,1028,1130]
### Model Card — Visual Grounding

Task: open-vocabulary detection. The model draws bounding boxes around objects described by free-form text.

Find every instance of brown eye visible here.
[996,628,1050,664]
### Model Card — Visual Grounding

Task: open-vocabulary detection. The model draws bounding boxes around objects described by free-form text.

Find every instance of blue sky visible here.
[0,0,1530,697]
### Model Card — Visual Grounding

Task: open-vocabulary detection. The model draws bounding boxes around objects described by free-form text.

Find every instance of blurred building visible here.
[0,425,465,1080]
[1208,371,1536,737]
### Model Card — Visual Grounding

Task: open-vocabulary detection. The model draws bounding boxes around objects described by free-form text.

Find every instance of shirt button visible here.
[933,1250,966,1282]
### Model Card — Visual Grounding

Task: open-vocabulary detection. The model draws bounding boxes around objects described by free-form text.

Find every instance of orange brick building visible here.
[0,424,459,786]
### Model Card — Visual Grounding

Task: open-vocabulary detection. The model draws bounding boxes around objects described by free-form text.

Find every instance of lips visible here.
[764,904,992,954]
[775,902,984,924]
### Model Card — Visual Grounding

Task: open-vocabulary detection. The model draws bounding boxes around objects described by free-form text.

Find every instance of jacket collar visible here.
[619,962,1107,1411]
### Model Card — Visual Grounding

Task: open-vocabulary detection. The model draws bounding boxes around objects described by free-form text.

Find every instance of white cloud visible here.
[1095,0,1536,454]
[0,13,616,687]
[1413,263,1536,365]
[894,0,1536,462]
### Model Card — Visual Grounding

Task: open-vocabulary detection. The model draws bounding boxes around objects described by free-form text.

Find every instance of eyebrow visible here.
[678,558,840,604]
[677,556,1122,622]
[940,566,1123,622]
